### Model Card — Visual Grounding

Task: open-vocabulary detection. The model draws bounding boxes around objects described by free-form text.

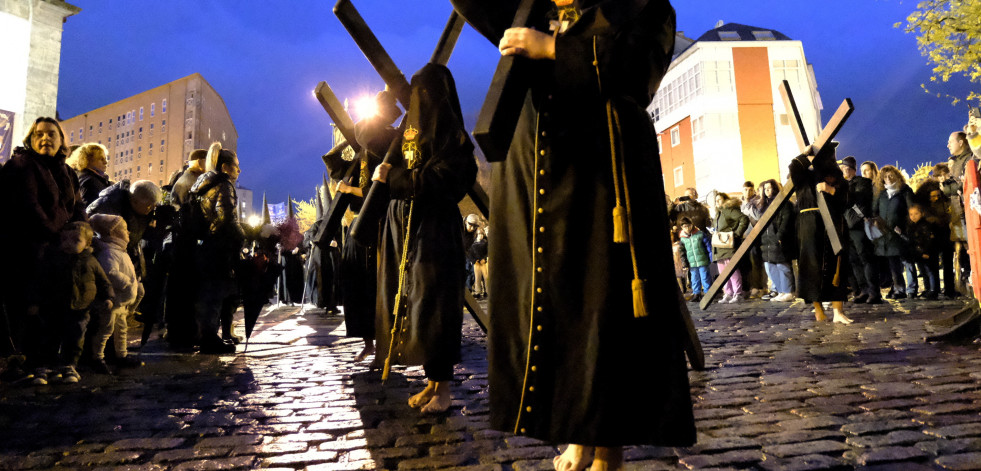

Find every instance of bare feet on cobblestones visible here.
[408,382,436,408]
[833,309,854,324]
[813,302,828,322]
[417,381,452,413]
[354,340,374,362]
[591,446,624,471]
[554,444,594,471]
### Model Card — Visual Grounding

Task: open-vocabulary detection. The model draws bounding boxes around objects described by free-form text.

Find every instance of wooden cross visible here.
[332,0,490,332]
[699,81,854,310]
[312,81,362,247]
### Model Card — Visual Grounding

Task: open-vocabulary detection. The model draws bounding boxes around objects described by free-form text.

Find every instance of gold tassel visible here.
[632,278,649,318]
[613,205,628,244]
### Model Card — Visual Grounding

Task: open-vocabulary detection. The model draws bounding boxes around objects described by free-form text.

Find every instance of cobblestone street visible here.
[2,297,981,470]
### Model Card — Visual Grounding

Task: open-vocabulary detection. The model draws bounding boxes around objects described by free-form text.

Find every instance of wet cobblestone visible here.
[1,297,981,469]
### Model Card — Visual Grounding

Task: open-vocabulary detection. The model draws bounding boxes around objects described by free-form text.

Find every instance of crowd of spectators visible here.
[671,120,981,318]
[0,118,267,386]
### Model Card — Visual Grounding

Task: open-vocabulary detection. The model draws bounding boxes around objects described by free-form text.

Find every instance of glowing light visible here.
[247,215,261,227]
[352,95,377,120]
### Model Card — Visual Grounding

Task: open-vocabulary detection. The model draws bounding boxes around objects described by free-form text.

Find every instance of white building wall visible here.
[0,11,31,145]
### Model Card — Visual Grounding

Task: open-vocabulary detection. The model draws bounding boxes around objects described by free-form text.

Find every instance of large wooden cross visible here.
[331,0,490,332]
[699,81,854,310]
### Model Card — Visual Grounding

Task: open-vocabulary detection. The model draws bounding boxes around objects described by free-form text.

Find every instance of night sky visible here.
[56,0,976,205]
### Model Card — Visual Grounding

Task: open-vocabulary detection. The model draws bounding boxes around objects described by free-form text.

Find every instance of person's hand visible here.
[922,254,929,259]
[499,27,555,59]
[372,163,391,183]
[816,182,828,193]
[337,181,354,194]
[894,226,903,235]
[292,247,300,255]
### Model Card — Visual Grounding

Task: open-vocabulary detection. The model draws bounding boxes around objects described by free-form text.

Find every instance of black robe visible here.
[322,118,395,338]
[455,0,695,447]
[789,153,849,303]
[375,63,477,370]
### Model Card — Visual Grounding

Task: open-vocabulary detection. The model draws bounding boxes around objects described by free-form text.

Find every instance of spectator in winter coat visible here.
[37,222,113,384]
[0,117,86,371]
[903,205,940,299]
[169,149,207,208]
[670,187,711,231]
[678,218,712,303]
[89,214,142,374]
[713,192,749,304]
[839,156,881,304]
[86,179,161,280]
[758,180,796,302]
[67,143,112,208]
[873,165,916,299]
[923,174,958,298]
[740,181,767,298]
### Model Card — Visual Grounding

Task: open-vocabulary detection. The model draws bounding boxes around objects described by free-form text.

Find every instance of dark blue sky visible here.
[57,1,976,205]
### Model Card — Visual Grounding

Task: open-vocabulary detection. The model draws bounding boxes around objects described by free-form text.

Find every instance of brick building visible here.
[650,22,824,199]
[60,73,238,188]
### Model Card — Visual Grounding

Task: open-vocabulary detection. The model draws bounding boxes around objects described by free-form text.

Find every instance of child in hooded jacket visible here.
[678,217,713,303]
[35,222,114,384]
[89,214,141,373]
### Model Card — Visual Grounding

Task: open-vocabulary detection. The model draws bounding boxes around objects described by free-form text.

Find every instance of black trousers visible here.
[848,229,880,297]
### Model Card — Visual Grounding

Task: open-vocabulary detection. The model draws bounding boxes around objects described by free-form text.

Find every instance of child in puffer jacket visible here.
[89,214,142,374]
[33,222,114,385]
[678,217,714,303]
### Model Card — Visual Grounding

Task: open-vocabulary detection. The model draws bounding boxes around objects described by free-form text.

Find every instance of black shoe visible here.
[943,291,960,299]
[851,293,869,304]
[90,359,113,375]
[889,292,906,299]
[866,295,883,304]
[200,341,236,354]
[690,293,702,303]
[922,291,938,300]
[113,356,143,368]
[221,333,243,345]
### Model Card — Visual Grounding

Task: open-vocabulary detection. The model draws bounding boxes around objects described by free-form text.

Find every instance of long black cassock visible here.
[789,152,849,303]
[375,63,477,372]
[452,0,696,446]
[322,119,396,339]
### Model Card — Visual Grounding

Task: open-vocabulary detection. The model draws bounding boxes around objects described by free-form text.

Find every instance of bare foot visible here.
[553,444,594,471]
[813,302,828,322]
[408,382,436,409]
[420,390,452,413]
[591,446,624,471]
[354,342,375,362]
[832,309,854,324]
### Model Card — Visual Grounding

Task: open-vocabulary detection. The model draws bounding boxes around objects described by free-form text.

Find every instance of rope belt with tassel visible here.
[595,36,648,318]
[382,201,415,382]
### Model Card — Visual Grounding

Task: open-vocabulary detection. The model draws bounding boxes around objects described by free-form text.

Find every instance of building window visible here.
[692,116,705,141]
[140,107,144,121]
[702,61,734,94]
[718,31,741,41]
[656,135,662,151]
[752,30,776,41]
[70,131,74,142]
[160,139,165,152]
[674,166,684,187]
[670,126,681,147]
[79,129,83,140]
[162,119,166,131]
[162,99,167,113]
[150,103,155,117]
[772,59,803,89]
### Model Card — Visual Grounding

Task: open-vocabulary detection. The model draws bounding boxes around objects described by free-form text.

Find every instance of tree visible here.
[901,0,981,104]
[294,198,318,234]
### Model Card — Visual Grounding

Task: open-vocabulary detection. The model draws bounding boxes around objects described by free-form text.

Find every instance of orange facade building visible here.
[60,73,237,188]
[650,22,823,200]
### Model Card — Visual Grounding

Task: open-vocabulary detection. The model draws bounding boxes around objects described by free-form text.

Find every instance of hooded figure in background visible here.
[372,63,477,413]
[322,90,402,362]
[188,142,245,354]
[450,0,695,468]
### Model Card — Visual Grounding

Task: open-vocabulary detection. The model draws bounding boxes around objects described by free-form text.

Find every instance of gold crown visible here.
[404,126,419,141]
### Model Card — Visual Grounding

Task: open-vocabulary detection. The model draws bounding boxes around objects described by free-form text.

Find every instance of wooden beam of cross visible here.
[312,82,363,247]
[333,0,490,332]
[699,81,854,310]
